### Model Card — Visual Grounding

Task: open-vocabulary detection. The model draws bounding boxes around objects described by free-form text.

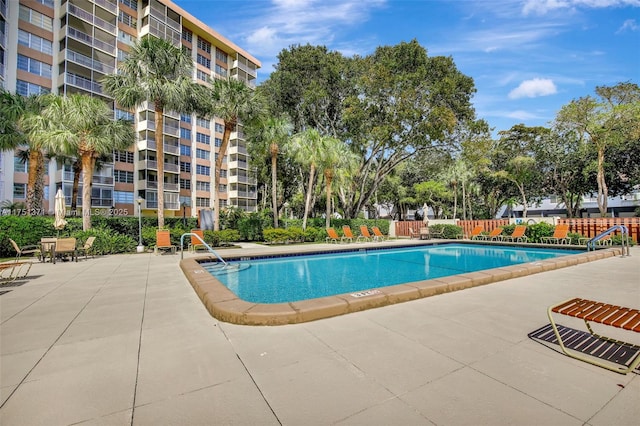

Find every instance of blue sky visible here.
[176,0,640,133]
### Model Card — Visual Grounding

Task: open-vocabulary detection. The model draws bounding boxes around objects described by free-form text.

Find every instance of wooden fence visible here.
[395,218,640,242]
[559,218,640,243]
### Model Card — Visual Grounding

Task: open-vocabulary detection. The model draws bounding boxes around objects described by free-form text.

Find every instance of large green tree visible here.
[555,82,640,216]
[32,94,135,230]
[103,36,198,228]
[317,137,358,228]
[0,90,54,215]
[290,128,326,229]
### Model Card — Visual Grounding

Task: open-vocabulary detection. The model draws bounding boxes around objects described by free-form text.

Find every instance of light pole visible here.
[136,197,144,253]
[181,201,187,228]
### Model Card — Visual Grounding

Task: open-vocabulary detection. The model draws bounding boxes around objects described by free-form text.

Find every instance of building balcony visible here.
[68,4,117,35]
[137,139,180,155]
[227,174,257,185]
[228,144,247,155]
[164,163,179,173]
[65,26,116,55]
[92,175,114,185]
[229,190,257,199]
[232,59,258,78]
[228,160,249,170]
[65,73,104,94]
[65,49,115,75]
[94,0,118,14]
[138,159,158,170]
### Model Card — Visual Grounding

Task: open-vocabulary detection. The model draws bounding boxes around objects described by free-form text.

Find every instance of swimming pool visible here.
[202,244,581,304]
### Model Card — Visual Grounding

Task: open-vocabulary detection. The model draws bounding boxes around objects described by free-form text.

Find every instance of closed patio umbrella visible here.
[54,189,67,236]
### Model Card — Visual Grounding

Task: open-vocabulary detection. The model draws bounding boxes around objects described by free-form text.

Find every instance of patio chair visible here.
[155,230,176,254]
[357,225,373,242]
[409,227,419,239]
[541,224,570,245]
[371,226,386,242]
[9,238,40,262]
[479,228,503,241]
[0,262,33,282]
[53,237,78,263]
[467,226,484,240]
[503,225,528,243]
[341,226,355,243]
[40,237,57,262]
[77,236,96,259]
[326,227,340,244]
[189,229,206,252]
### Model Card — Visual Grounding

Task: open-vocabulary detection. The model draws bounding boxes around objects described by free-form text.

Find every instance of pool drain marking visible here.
[350,289,381,298]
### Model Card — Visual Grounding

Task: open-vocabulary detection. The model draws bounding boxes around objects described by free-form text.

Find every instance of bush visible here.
[429,224,463,239]
[72,229,136,255]
[526,222,555,243]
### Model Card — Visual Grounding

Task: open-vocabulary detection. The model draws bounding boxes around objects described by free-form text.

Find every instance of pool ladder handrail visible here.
[586,225,630,257]
[180,232,227,265]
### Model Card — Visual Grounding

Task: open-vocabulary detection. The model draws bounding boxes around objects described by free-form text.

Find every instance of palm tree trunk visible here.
[26,150,44,215]
[597,148,608,217]
[81,153,96,231]
[71,159,81,213]
[214,120,234,231]
[271,145,279,228]
[325,170,333,229]
[155,107,165,229]
[452,182,458,219]
[302,164,315,230]
[461,183,467,221]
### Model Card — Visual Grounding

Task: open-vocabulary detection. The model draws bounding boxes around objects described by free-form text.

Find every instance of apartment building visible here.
[0,0,260,220]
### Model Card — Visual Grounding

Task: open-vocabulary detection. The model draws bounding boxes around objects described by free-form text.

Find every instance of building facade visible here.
[0,0,259,220]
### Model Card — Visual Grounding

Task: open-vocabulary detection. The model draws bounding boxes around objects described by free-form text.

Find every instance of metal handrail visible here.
[180,233,227,265]
[586,225,630,257]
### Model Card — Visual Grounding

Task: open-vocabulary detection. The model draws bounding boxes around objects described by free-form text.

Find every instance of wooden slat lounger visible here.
[548,298,640,374]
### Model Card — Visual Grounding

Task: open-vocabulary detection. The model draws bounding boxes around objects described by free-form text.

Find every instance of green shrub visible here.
[610,235,637,246]
[218,229,240,244]
[526,222,555,243]
[429,224,463,238]
[72,229,136,255]
[263,228,289,244]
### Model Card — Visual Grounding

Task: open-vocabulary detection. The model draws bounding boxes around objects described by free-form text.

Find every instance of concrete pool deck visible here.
[1,241,639,425]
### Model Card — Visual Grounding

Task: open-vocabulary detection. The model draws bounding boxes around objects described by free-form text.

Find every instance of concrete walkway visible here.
[1,244,639,425]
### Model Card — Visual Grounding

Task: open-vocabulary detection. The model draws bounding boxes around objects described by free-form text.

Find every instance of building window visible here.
[180,128,191,140]
[197,38,211,53]
[220,169,227,178]
[214,138,222,147]
[118,30,135,46]
[14,156,28,173]
[119,0,138,10]
[196,197,210,207]
[182,28,192,42]
[180,178,191,189]
[214,123,224,133]
[114,150,134,163]
[114,170,134,183]
[197,54,211,69]
[35,0,55,7]
[18,30,53,55]
[196,180,210,191]
[218,184,227,192]
[17,55,52,78]
[16,80,50,96]
[196,117,210,129]
[196,133,210,145]
[196,148,210,160]
[91,187,112,207]
[118,11,137,29]
[196,69,208,82]
[13,183,27,199]
[179,144,191,156]
[215,50,228,62]
[180,113,192,123]
[114,191,134,204]
[196,165,210,176]
[115,109,134,121]
[218,199,227,209]
[19,5,53,31]
[214,64,227,77]
[180,161,191,173]
[117,49,128,62]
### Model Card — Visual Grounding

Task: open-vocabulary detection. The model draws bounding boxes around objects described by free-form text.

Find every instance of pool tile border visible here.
[179,243,622,326]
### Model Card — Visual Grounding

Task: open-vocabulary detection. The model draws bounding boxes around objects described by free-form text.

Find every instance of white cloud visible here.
[617,18,639,32]
[506,110,541,120]
[523,0,640,15]
[509,78,558,99]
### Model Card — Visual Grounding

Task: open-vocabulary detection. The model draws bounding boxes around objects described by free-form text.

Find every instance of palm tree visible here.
[247,115,293,227]
[317,137,357,228]
[32,94,135,230]
[103,36,198,228]
[204,77,261,231]
[290,128,325,229]
[0,90,54,215]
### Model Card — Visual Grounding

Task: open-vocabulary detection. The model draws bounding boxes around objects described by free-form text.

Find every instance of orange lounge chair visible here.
[503,225,528,243]
[372,226,386,242]
[468,226,484,240]
[358,226,373,242]
[342,225,355,243]
[326,227,340,244]
[480,228,503,241]
[155,230,176,254]
[541,224,570,245]
[189,229,206,252]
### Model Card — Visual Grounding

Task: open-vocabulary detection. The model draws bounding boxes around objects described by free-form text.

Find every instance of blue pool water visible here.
[203,244,581,304]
